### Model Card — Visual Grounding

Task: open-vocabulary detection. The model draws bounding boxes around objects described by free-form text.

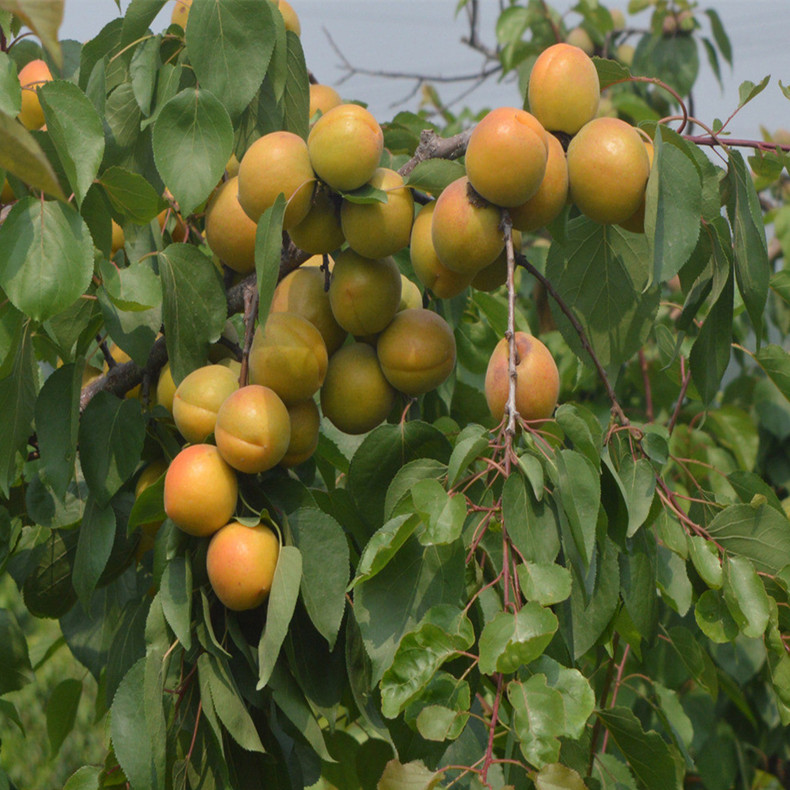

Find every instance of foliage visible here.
[1,0,790,789]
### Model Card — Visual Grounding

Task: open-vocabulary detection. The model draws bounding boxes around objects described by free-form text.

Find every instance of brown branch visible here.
[398,128,472,178]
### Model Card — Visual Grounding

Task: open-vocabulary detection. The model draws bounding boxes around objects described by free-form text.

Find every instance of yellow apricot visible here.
[431,177,504,276]
[237,131,315,228]
[248,312,328,405]
[567,117,650,224]
[471,230,522,292]
[206,522,279,611]
[280,398,320,467]
[321,343,396,435]
[205,176,257,274]
[102,344,141,400]
[110,219,125,255]
[485,333,559,422]
[566,27,595,55]
[172,364,239,443]
[270,265,347,354]
[309,84,342,119]
[271,0,301,35]
[164,444,238,537]
[288,185,345,254]
[509,134,569,232]
[465,107,548,208]
[328,249,402,336]
[307,104,384,192]
[171,0,191,28]
[398,275,423,311]
[528,43,600,135]
[410,202,473,298]
[157,208,188,243]
[214,385,291,474]
[376,309,456,396]
[156,362,177,413]
[341,167,415,259]
[17,59,52,130]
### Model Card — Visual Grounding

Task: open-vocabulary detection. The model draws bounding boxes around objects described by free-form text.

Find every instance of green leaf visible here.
[63,766,102,790]
[46,677,82,757]
[0,320,37,497]
[161,554,192,651]
[691,269,733,405]
[447,424,489,487]
[354,535,464,683]
[645,126,702,285]
[707,406,759,472]
[503,468,560,564]
[617,454,657,538]
[200,652,265,752]
[546,218,658,369]
[555,449,600,569]
[99,258,162,312]
[536,763,587,790]
[22,528,78,619]
[351,514,419,589]
[754,344,790,403]
[597,707,683,790]
[0,197,93,322]
[282,31,309,139]
[706,503,790,575]
[35,364,81,498]
[723,555,770,638]
[72,496,117,604]
[687,534,723,589]
[380,606,473,718]
[529,655,596,739]
[78,392,145,507]
[738,75,771,108]
[288,508,349,649]
[0,0,63,68]
[619,541,658,642]
[385,459,447,518]
[593,56,631,90]
[152,88,233,216]
[0,111,65,199]
[255,194,287,326]
[695,589,739,643]
[159,243,228,384]
[478,602,558,675]
[517,561,572,606]
[704,9,732,65]
[404,159,466,194]
[411,479,467,545]
[110,659,155,788]
[727,150,769,341]
[554,402,602,467]
[0,608,32,694]
[258,544,302,689]
[38,80,104,207]
[665,625,718,696]
[0,52,22,116]
[186,0,276,119]
[98,165,165,224]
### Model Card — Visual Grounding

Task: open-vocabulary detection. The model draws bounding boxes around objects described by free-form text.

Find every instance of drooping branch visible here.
[398,128,473,178]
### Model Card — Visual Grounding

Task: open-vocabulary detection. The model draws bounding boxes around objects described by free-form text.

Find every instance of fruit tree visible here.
[2,0,790,788]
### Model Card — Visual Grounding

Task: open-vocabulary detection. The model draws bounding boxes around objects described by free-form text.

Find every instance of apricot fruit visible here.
[431,177,504,276]
[341,167,415,258]
[206,522,280,611]
[328,249,402,336]
[135,459,168,555]
[410,202,473,298]
[465,108,548,208]
[270,265,347,354]
[280,398,320,467]
[237,131,315,228]
[288,185,345,254]
[102,344,141,400]
[248,312,328,405]
[171,0,191,28]
[158,208,188,243]
[509,134,569,232]
[172,364,239,443]
[307,104,384,192]
[1,179,15,204]
[164,444,238,537]
[309,84,342,119]
[485,333,560,422]
[619,136,654,233]
[567,117,650,224]
[321,342,396,435]
[471,230,522,292]
[566,27,595,55]
[156,362,177,413]
[110,219,125,255]
[17,59,52,130]
[528,43,600,135]
[398,275,423,311]
[376,309,456,396]
[205,176,258,274]
[214,385,291,474]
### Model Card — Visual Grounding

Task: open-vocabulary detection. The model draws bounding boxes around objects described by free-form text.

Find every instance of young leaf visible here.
[536,763,587,790]
[517,562,572,606]
[46,677,82,757]
[258,545,302,689]
[152,88,234,216]
[737,76,771,108]
[478,602,558,675]
[63,766,102,790]
[0,198,94,323]
[39,80,104,207]
[378,759,444,790]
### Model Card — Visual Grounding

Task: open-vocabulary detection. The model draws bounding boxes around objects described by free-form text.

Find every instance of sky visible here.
[57,0,790,140]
